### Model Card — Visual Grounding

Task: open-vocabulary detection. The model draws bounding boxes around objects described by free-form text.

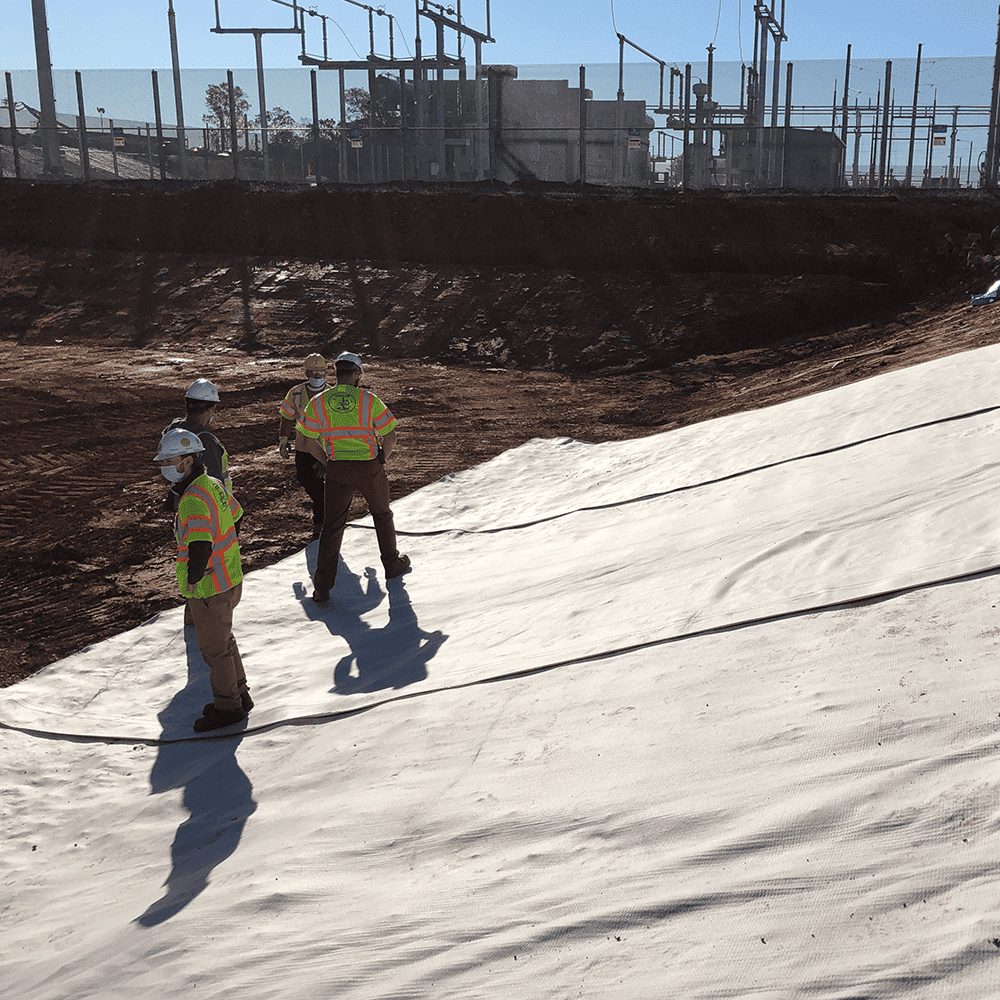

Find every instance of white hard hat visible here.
[334,351,363,373]
[304,353,327,370]
[185,378,220,403]
[154,428,205,462]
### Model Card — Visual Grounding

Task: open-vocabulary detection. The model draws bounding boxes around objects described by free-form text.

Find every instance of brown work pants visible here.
[187,582,247,712]
[314,458,399,593]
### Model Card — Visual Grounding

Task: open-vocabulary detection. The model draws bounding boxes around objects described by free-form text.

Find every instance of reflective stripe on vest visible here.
[278,382,321,422]
[175,475,243,598]
[301,386,395,461]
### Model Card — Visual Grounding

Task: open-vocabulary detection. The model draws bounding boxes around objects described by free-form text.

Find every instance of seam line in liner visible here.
[4,562,997,745]
[351,404,1000,537]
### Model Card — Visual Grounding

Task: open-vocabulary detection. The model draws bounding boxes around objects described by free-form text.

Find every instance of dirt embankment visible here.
[3,182,1000,687]
[5,182,1000,367]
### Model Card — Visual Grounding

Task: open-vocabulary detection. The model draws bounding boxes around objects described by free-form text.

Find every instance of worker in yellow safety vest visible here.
[277,353,328,537]
[297,351,410,603]
[164,377,235,505]
[154,427,252,733]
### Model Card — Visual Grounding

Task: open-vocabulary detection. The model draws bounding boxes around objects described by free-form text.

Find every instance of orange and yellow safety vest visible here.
[174,473,244,598]
[297,384,397,461]
[278,381,325,423]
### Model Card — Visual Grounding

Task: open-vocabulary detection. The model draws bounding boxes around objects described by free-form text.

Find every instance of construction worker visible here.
[297,351,410,603]
[165,378,233,500]
[154,427,252,733]
[164,378,239,628]
[277,353,328,537]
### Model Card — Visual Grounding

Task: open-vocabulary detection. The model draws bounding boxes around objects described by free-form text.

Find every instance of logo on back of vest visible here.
[335,396,356,413]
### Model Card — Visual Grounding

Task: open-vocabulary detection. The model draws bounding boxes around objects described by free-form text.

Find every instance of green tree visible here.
[343,80,401,128]
[203,82,251,151]
[253,106,300,146]
[316,118,340,142]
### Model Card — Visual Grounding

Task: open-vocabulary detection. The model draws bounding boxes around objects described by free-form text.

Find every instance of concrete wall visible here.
[490,77,652,187]
[716,126,845,189]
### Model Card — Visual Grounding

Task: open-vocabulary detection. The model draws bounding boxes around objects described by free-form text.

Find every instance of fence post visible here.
[579,65,587,185]
[110,117,120,177]
[310,68,320,182]
[782,61,793,188]
[152,70,167,180]
[227,70,240,180]
[878,61,892,187]
[75,71,91,181]
[338,68,347,183]
[682,64,691,191]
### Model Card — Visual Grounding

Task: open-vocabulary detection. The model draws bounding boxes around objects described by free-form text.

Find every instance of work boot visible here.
[312,588,330,603]
[193,707,247,733]
[382,553,411,579]
[203,689,253,716]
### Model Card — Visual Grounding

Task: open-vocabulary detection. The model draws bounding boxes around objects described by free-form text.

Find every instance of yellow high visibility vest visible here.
[278,381,325,423]
[175,474,244,598]
[297,384,397,461]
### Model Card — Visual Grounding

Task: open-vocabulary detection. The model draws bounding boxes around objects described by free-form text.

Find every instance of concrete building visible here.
[485,72,653,187]
[347,69,654,187]
[703,126,846,190]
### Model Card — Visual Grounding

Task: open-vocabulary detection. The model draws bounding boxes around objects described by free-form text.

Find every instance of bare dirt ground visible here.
[3,184,1000,687]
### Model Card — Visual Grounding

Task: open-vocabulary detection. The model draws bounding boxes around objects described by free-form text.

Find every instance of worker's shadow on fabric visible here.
[134,627,257,928]
[333,574,447,694]
[299,557,447,694]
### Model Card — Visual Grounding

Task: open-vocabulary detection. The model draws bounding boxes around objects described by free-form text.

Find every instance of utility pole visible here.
[878,61,892,187]
[211,3,303,182]
[29,0,63,175]
[752,1,786,187]
[985,4,1000,187]
[840,44,851,148]
[769,0,784,128]
[168,0,188,179]
[905,43,922,186]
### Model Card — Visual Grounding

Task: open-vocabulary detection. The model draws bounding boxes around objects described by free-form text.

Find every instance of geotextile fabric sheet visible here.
[6,345,1000,1000]
[2,344,999,742]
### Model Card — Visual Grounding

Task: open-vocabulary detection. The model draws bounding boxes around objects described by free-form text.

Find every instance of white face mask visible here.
[160,464,187,483]
[307,376,325,391]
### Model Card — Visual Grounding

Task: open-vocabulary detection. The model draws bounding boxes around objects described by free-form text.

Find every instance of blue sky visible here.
[3,0,998,73]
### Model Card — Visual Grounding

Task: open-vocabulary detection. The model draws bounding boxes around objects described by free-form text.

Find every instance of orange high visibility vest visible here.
[175,474,244,598]
[297,384,396,461]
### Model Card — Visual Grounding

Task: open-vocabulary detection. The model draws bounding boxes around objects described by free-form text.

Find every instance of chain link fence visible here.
[2,67,994,190]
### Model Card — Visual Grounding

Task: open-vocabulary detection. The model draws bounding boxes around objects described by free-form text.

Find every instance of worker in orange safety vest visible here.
[297,351,410,603]
[154,427,252,733]
[277,353,328,537]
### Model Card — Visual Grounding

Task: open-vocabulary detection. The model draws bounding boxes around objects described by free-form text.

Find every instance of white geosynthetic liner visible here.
[2,344,1000,742]
[5,344,1000,999]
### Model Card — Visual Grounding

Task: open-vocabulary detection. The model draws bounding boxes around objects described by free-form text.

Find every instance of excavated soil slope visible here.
[3,181,1000,685]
